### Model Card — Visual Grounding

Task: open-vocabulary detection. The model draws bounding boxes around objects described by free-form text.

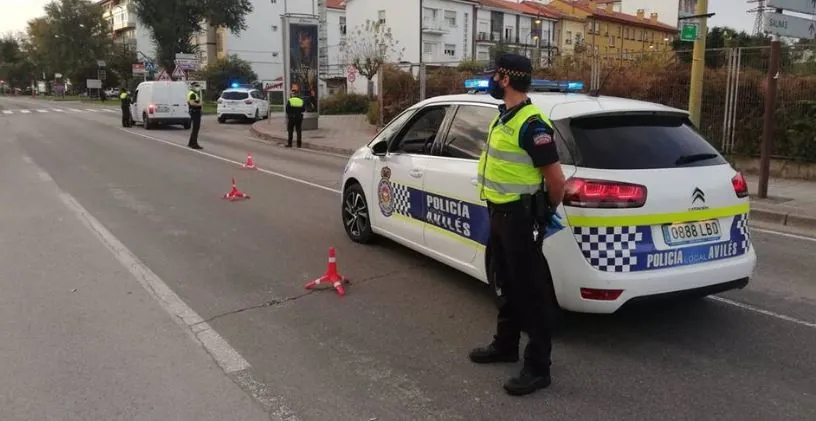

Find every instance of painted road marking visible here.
[85,109,98,112]
[36,109,48,113]
[2,110,11,115]
[20,110,30,114]
[52,108,65,112]
[122,128,816,331]
[752,227,816,243]
[68,108,82,112]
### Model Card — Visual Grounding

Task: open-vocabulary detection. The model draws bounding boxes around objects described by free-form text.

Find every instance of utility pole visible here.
[758,34,781,199]
[687,0,708,128]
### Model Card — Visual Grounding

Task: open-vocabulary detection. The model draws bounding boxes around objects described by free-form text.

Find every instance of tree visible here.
[132,0,253,79]
[344,19,404,97]
[22,0,112,89]
[189,54,257,100]
[0,34,34,90]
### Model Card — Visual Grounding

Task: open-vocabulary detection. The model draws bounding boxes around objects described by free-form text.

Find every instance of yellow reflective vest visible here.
[288,96,304,107]
[477,104,552,204]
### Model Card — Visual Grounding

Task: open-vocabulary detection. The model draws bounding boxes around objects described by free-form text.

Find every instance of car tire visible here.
[254,109,260,122]
[217,116,225,124]
[183,122,191,130]
[143,114,152,130]
[342,182,375,244]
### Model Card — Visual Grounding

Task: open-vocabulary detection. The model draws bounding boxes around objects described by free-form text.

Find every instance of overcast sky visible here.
[0,0,761,38]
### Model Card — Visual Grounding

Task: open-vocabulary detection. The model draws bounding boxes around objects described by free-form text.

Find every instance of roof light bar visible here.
[463,78,585,94]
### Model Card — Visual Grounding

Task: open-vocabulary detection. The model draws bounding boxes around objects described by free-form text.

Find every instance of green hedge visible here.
[320,93,370,115]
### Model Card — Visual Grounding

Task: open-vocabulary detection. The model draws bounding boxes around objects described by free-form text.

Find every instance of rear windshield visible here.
[568,113,727,170]
[221,91,249,100]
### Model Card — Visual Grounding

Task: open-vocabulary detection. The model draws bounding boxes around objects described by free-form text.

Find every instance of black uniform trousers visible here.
[488,199,554,375]
[189,108,202,146]
[121,105,131,127]
[287,114,303,147]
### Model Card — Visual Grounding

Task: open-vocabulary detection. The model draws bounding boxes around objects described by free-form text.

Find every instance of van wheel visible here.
[183,122,191,130]
[217,116,226,124]
[253,109,260,122]
[143,114,152,130]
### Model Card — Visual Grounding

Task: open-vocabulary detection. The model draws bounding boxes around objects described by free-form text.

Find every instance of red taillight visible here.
[580,288,624,301]
[148,104,155,114]
[244,99,253,105]
[732,172,748,198]
[563,178,647,208]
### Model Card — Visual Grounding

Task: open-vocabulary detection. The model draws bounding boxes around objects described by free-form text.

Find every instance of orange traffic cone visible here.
[304,247,350,296]
[242,154,256,169]
[223,177,250,201]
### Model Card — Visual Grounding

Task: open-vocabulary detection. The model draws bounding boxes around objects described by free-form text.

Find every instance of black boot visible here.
[503,367,551,396]
[468,342,519,364]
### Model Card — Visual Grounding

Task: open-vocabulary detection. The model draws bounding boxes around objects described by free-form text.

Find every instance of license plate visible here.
[662,219,721,246]
[157,106,169,113]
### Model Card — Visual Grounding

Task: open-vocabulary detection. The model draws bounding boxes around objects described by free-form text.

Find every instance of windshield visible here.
[221,91,249,100]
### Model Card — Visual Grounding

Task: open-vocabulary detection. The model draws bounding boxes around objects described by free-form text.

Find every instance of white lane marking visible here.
[751,227,816,243]
[52,108,65,112]
[102,109,116,113]
[123,129,342,194]
[38,171,53,182]
[122,128,816,332]
[22,156,33,164]
[2,110,12,115]
[85,109,98,112]
[36,109,48,113]
[68,108,83,112]
[20,110,31,114]
[708,296,816,329]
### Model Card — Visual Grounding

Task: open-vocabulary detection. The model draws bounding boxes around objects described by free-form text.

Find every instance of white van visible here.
[130,81,192,130]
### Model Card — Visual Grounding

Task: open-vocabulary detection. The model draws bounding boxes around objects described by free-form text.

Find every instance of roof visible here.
[326,0,345,10]
[415,92,685,121]
[554,0,679,33]
[521,1,584,22]
[477,0,553,19]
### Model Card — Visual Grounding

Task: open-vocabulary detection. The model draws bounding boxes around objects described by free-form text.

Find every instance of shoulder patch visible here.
[533,132,553,146]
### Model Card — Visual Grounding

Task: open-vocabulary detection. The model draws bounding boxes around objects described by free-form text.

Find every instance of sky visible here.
[0,0,762,38]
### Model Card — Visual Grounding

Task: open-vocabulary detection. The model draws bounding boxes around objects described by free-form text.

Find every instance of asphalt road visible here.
[2,95,815,421]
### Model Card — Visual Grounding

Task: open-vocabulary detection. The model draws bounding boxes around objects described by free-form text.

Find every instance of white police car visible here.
[340,78,756,314]
[216,84,270,123]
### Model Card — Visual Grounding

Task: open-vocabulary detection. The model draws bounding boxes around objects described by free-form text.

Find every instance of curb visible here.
[249,125,355,156]
[750,208,816,231]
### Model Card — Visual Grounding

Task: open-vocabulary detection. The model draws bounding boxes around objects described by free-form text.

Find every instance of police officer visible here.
[187,82,203,150]
[119,88,132,127]
[285,86,305,148]
[469,54,566,396]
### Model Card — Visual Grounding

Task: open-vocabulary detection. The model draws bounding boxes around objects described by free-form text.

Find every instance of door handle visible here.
[409,169,423,178]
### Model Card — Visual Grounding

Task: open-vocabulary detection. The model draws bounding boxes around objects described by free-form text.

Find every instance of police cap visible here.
[493,53,532,78]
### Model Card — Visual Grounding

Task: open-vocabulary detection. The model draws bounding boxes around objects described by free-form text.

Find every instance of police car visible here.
[216,84,270,123]
[340,78,756,314]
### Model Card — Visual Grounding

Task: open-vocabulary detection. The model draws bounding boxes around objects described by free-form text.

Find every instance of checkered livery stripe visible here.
[572,213,751,273]
[391,183,411,217]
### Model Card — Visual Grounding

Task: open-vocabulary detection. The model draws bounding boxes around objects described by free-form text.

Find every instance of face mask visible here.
[488,76,505,100]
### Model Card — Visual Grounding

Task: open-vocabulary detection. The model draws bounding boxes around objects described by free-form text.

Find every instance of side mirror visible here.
[371,141,388,156]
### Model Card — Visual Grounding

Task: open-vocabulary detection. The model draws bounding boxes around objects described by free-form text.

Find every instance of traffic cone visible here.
[223,177,250,201]
[304,247,350,296]
[242,154,256,169]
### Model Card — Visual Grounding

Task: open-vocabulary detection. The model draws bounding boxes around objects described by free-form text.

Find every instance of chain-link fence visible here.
[334,44,816,161]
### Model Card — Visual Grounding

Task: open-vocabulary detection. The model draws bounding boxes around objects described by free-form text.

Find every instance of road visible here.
[1,95,815,421]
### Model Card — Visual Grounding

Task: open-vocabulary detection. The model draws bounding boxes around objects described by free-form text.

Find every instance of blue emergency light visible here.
[231,82,240,88]
[463,78,585,94]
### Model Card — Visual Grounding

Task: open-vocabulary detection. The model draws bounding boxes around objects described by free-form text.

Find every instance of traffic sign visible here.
[763,12,816,39]
[680,23,699,42]
[262,77,284,92]
[174,52,199,71]
[132,63,145,75]
[143,61,156,72]
[156,69,170,81]
[172,66,187,80]
[767,0,816,16]
[98,70,107,81]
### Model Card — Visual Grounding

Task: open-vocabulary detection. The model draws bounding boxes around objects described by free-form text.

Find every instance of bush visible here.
[366,101,379,126]
[319,93,370,115]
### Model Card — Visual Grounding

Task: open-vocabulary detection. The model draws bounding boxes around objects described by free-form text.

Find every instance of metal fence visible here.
[367,44,816,161]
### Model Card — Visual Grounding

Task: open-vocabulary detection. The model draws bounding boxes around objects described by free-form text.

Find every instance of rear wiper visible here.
[675,153,718,166]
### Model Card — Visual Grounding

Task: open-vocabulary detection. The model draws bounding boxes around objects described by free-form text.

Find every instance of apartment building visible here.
[474,0,558,65]
[547,0,679,58]
[98,0,156,61]
[551,0,699,28]
[522,1,586,57]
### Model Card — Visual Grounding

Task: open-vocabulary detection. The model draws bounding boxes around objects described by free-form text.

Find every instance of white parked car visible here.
[339,78,756,314]
[216,86,269,123]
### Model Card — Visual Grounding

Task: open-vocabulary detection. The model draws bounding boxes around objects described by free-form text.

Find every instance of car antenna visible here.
[588,60,623,97]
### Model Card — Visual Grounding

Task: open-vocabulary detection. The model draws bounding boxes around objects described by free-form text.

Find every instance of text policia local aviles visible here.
[426,194,472,238]
[647,242,740,269]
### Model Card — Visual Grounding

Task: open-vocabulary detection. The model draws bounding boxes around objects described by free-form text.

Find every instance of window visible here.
[438,105,496,160]
[221,91,249,100]
[391,106,450,155]
[477,50,489,61]
[378,10,386,24]
[444,44,456,57]
[373,108,416,146]
[567,114,727,170]
[444,10,456,27]
[608,36,615,47]
[339,16,346,35]
[505,26,514,41]
[423,42,435,57]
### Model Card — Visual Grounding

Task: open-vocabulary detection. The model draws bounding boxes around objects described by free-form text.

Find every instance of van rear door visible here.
[169,82,189,119]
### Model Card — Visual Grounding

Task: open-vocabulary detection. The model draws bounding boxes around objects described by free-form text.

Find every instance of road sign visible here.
[96,60,106,68]
[86,79,102,89]
[172,66,187,80]
[132,63,145,75]
[174,53,199,71]
[54,73,62,79]
[262,77,284,92]
[763,12,816,39]
[680,23,699,41]
[767,0,816,16]
[156,69,170,81]
[98,70,107,81]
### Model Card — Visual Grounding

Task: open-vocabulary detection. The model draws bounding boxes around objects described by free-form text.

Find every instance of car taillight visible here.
[244,100,253,104]
[563,177,647,208]
[581,288,623,301]
[732,172,748,198]
[148,104,155,114]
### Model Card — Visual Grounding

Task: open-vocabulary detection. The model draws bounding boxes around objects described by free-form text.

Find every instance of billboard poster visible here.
[287,21,319,113]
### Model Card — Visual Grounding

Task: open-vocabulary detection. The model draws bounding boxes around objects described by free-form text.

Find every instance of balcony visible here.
[476,31,502,43]
[422,19,448,35]
[114,37,137,49]
[112,14,136,31]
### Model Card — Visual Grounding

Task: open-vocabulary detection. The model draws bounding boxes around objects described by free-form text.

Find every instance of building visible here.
[550,0,699,28]
[474,0,559,66]
[98,0,156,62]
[546,0,679,59]
[522,1,586,57]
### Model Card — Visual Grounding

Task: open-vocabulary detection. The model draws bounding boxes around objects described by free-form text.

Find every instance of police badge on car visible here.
[378,166,395,217]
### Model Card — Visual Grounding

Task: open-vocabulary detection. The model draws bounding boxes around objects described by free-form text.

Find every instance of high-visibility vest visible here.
[288,96,304,107]
[119,92,128,100]
[476,104,551,204]
[187,90,201,107]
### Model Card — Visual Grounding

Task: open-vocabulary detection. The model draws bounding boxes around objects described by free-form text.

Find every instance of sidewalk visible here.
[250,114,816,232]
[250,113,377,155]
